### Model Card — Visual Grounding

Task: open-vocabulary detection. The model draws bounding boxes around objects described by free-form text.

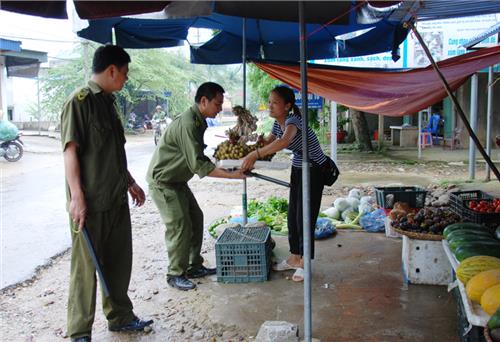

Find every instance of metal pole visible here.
[469,74,478,180]
[485,66,493,181]
[451,92,456,148]
[242,18,248,226]
[330,101,337,163]
[418,111,422,159]
[37,76,41,135]
[299,2,312,341]
[408,22,500,182]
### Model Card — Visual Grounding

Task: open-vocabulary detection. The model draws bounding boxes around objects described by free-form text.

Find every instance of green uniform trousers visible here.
[149,183,204,277]
[67,203,135,339]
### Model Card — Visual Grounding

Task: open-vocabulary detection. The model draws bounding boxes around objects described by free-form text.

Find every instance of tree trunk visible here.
[350,109,373,151]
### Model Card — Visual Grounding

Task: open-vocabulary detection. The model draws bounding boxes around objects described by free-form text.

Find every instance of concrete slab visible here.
[202,232,458,341]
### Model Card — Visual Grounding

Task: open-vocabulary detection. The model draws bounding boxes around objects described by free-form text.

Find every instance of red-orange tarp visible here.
[255,45,500,116]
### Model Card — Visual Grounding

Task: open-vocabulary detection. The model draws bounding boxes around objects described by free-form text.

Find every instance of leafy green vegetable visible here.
[208,216,229,237]
[247,197,289,233]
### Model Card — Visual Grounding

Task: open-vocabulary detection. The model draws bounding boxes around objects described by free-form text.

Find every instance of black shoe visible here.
[72,337,91,342]
[167,275,196,290]
[186,265,217,278]
[109,317,154,332]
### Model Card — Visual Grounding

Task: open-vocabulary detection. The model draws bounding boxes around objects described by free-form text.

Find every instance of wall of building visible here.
[455,71,500,148]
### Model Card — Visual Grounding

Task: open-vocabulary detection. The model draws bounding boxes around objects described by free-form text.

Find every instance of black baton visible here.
[246,171,290,188]
[82,227,111,298]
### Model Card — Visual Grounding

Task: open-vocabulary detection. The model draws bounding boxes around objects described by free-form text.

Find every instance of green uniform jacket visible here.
[60,80,128,212]
[147,104,215,186]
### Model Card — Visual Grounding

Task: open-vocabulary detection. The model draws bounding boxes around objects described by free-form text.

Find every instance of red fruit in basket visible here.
[496,206,500,213]
[469,201,477,208]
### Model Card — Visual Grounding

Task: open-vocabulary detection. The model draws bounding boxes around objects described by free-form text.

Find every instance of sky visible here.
[0,10,79,58]
[0,9,212,62]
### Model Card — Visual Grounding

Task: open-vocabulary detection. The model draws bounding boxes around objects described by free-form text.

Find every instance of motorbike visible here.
[127,119,145,134]
[153,118,172,145]
[1,133,24,162]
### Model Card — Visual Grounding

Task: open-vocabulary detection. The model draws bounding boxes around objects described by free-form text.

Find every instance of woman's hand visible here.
[128,183,146,207]
[240,151,258,172]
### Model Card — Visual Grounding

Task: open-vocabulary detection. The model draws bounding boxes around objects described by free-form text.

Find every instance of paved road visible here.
[0,127,227,289]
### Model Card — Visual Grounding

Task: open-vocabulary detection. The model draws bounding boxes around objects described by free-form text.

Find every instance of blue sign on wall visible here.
[293,90,324,109]
[280,84,324,109]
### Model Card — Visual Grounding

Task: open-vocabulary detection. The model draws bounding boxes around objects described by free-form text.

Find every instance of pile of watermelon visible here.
[443,223,500,261]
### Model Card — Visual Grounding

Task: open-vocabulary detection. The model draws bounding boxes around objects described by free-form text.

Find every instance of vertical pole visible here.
[299,2,312,341]
[418,111,422,159]
[242,18,248,226]
[485,66,493,181]
[37,76,41,135]
[330,101,337,163]
[450,92,456,148]
[469,74,478,180]
[83,41,90,82]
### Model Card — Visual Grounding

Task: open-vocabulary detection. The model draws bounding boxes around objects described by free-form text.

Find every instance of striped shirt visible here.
[271,114,327,168]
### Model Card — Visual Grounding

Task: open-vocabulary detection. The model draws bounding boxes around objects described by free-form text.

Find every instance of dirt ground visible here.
[0,158,494,341]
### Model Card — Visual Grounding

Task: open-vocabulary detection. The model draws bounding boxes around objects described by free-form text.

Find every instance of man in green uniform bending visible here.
[147,82,245,291]
[61,45,153,342]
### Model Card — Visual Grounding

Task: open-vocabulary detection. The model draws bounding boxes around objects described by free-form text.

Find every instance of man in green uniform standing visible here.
[61,45,153,342]
[147,82,245,291]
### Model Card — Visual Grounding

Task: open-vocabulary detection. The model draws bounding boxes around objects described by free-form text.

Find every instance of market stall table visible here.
[390,125,419,147]
[442,240,490,327]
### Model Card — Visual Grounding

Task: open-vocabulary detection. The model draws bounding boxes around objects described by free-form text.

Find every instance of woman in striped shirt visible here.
[241,86,327,282]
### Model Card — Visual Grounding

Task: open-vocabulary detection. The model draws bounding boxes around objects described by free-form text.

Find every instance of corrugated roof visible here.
[388,0,500,22]
[462,22,500,49]
[0,38,22,52]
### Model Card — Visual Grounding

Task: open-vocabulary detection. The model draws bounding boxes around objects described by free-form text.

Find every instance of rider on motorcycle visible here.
[152,106,172,145]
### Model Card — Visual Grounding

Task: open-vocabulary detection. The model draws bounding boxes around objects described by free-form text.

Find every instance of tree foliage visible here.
[39,42,244,123]
[248,63,280,109]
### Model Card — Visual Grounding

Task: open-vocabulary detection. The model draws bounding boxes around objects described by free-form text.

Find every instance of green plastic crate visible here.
[215,226,271,283]
[374,186,427,209]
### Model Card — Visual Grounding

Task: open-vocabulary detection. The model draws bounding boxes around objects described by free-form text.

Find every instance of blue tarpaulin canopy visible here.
[77,12,408,64]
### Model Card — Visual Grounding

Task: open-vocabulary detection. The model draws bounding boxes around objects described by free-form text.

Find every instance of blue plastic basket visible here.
[215,226,271,283]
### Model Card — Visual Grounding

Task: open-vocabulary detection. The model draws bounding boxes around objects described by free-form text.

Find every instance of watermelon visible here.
[446,230,494,242]
[449,240,500,253]
[488,308,500,330]
[443,223,490,238]
[454,246,500,261]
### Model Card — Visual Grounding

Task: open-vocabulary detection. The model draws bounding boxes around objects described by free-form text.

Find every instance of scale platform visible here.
[217,159,289,170]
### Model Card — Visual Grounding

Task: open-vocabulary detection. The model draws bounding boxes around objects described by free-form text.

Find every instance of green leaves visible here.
[247,197,289,233]
[248,64,280,109]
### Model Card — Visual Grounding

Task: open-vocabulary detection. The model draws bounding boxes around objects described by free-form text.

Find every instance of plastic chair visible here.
[422,114,441,145]
[420,132,433,148]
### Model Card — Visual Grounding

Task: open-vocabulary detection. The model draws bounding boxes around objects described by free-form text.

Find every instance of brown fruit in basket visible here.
[390,209,407,221]
[393,201,410,213]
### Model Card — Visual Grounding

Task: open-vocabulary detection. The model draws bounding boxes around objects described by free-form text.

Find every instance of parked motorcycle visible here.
[1,133,24,162]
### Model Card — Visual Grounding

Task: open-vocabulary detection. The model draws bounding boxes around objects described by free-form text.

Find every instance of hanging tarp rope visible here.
[254,45,500,116]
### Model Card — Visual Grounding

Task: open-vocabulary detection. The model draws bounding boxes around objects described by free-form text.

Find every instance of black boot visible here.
[167,275,196,291]
[186,265,217,278]
[72,336,91,342]
[109,317,154,332]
